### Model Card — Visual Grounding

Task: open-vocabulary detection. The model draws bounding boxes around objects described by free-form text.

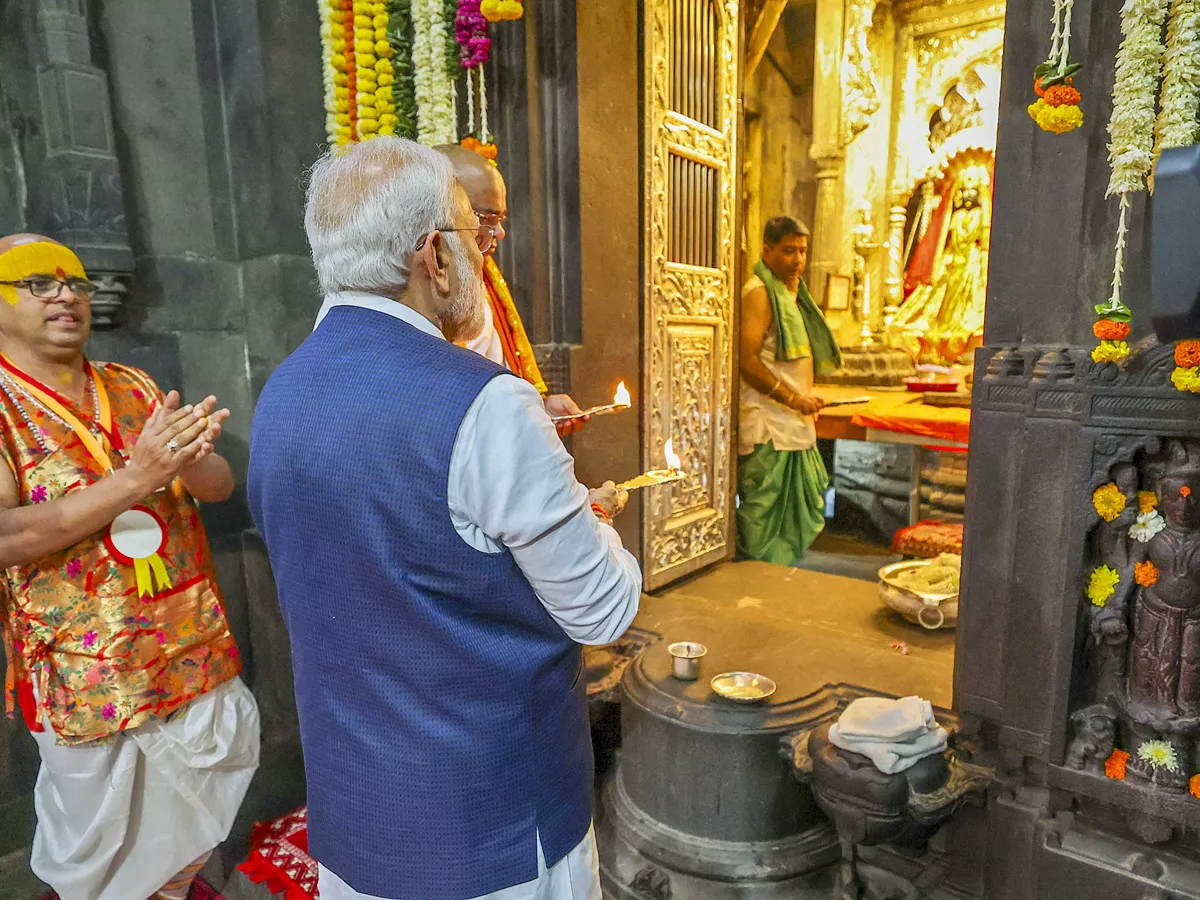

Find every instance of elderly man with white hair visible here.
[248,137,641,900]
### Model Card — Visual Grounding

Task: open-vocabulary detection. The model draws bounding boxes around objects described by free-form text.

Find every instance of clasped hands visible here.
[127,391,230,493]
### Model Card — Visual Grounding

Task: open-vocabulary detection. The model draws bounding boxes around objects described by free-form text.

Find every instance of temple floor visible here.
[639,560,954,709]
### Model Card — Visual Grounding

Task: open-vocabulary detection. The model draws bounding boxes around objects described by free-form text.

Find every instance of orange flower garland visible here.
[1135,560,1159,587]
[1093,319,1131,341]
[1105,749,1129,780]
[1173,340,1200,392]
[461,135,498,161]
[344,0,358,141]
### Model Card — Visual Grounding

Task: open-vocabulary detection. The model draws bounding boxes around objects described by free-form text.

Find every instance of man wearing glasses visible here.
[256,138,639,900]
[436,144,589,437]
[0,234,260,900]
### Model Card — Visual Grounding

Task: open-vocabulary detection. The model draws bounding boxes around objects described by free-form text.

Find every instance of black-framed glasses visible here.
[0,276,98,301]
[416,225,498,256]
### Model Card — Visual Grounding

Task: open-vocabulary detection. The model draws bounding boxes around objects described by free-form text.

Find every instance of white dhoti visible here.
[29,676,261,900]
[317,827,602,900]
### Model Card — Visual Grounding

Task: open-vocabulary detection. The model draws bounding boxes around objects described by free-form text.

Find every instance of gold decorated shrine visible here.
[746,0,1006,366]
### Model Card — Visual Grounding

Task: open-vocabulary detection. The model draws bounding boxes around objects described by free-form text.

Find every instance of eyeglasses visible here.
[0,276,98,301]
[416,224,499,256]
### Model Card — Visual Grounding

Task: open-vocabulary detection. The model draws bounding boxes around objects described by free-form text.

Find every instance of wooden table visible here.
[812,385,970,524]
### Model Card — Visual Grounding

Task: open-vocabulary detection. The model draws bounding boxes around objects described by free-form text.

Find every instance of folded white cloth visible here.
[828,695,948,775]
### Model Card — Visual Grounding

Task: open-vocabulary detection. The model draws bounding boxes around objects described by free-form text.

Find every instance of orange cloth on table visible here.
[482,256,547,396]
[0,359,240,744]
[851,395,971,447]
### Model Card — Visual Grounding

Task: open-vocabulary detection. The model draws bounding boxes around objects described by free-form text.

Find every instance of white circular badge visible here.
[107,507,167,562]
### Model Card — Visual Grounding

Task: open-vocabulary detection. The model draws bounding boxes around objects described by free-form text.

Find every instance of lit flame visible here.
[664,439,682,472]
[614,381,631,408]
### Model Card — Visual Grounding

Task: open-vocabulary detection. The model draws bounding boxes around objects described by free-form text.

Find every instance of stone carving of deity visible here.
[1070,440,1200,793]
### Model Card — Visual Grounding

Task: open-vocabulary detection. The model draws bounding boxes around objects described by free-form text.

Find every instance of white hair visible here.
[304,137,458,296]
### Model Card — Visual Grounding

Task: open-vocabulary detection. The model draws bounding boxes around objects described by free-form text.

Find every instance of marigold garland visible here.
[1087,566,1121,607]
[1093,483,1129,522]
[342,0,359,140]
[1135,560,1159,586]
[1092,319,1132,341]
[1092,340,1130,364]
[1172,339,1200,393]
[1032,0,1084,134]
[481,0,522,21]
[1138,491,1158,513]
[326,0,358,145]
[352,0,389,139]
[1105,749,1129,780]
[461,135,498,161]
[1190,774,1200,799]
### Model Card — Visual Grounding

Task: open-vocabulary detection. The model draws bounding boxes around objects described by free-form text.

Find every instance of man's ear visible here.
[419,231,451,296]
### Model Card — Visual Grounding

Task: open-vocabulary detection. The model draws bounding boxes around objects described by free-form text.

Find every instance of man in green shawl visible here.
[737,216,842,565]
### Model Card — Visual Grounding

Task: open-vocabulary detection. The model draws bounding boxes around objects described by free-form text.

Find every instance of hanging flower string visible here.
[1172,340,1200,392]
[321,0,338,143]
[412,0,458,144]
[1029,0,1084,134]
[1153,0,1200,184]
[386,0,419,139]
[456,0,491,69]
[481,0,523,22]
[1095,0,1170,365]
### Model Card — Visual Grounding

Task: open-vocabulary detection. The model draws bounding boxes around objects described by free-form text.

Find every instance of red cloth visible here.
[237,806,318,900]
[851,398,971,447]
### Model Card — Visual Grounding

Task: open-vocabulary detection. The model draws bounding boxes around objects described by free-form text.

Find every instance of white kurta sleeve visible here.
[448,375,642,646]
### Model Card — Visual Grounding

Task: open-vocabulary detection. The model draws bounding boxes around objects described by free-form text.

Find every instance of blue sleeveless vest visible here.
[248,306,593,899]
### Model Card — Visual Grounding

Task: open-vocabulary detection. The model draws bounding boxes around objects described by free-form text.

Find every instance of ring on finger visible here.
[166,439,180,454]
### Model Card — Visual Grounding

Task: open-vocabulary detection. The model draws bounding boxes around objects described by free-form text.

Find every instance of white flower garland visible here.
[1102,0,1169,321]
[480,66,490,143]
[412,0,458,145]
[1155,0,1200,157]
[1046,0,1077,77]
[1107,0,1170,198]
[320,0,337,144]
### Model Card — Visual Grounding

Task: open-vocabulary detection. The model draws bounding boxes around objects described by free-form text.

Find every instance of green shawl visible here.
[753,260,843,376]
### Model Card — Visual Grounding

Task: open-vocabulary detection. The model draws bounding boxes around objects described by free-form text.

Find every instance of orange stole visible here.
[483,256,547,396]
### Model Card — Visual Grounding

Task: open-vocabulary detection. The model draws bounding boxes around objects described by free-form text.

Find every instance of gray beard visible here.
[441,241,486,343]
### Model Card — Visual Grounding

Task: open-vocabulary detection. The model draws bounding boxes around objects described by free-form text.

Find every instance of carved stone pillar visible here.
[28,0,134,327]
[809,151,845,309]
[808,0,846,308]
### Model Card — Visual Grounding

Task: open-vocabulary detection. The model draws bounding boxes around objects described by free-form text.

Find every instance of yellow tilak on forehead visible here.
[0,242,87,305]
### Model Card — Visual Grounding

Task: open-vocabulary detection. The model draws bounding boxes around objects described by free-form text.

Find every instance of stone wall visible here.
[0,0,323,891]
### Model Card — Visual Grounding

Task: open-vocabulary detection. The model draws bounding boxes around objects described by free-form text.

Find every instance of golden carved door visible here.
[641,0,741,589]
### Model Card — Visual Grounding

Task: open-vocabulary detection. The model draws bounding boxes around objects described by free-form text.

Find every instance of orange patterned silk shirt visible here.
[0,359,240,744]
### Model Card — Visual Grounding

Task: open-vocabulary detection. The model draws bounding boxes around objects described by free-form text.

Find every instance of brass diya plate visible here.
[710,671,777,703]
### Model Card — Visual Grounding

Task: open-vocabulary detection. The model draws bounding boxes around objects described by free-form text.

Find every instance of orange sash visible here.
[483,257,548,396]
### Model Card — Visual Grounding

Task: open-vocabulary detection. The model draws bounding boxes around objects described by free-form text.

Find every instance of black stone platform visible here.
[598,562,959,898]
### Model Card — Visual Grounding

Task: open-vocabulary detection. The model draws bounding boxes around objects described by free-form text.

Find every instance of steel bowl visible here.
[878,559,959,630]
[710,671,777,703]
